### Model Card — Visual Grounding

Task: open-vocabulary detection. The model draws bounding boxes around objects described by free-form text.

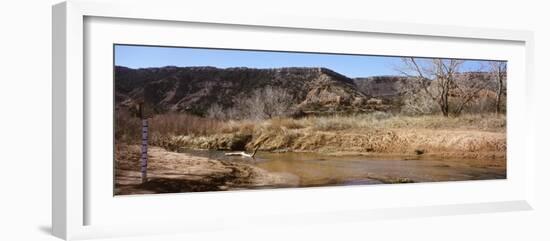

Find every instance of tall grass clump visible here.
[115,108,142,144]
[150,113,223,136]
[267,117,306,130]
[115,111,226,144]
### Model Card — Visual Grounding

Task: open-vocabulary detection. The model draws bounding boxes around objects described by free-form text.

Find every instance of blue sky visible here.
[115,45,496,78]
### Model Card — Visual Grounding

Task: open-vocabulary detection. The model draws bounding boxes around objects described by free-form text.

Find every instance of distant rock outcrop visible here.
[353,76,410,98]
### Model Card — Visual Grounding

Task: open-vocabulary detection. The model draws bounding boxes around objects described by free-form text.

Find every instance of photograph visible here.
[114,44,507,195]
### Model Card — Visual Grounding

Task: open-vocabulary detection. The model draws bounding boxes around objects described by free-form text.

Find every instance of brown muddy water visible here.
[182,149,506,188]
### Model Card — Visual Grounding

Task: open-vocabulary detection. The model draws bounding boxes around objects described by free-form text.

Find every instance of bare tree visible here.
[243,86,294,120]
[206,103,225,120]
[399,57,491,117]
[453,71,494,115]
[224,107,242,120]
[245,91,267,120]
[490,61,507,114]
[399,82,439,115]
[399,58,459,116]
[262,86,294,118]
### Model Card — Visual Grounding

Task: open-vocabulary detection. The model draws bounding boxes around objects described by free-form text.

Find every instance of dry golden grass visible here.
[117,111,506,159]
[115,109,142,144]
[116,111,224,144]
[150,113,223,136]
[300,112,505,132]
[268,117,307,130]
[219,120,256,134]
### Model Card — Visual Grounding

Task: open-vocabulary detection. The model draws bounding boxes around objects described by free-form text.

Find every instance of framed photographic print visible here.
[113,44,508,195]
[52,0,535,240]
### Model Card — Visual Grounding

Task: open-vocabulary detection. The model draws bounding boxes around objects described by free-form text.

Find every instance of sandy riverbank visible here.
[115,145,299,195]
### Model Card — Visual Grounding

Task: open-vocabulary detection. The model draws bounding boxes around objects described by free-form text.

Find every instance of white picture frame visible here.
[52,0,535,240]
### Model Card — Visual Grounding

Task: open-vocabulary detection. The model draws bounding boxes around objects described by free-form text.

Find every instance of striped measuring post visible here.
[139,104,149,183]
[140,118,148,183]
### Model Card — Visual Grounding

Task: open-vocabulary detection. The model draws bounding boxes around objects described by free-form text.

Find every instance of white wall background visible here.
[0,0,548,240]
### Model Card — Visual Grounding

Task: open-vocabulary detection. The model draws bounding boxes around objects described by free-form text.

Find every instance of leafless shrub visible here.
[241,86,295,120]
[462,89,498,114]
[224,107,242,120]
[398,58,495,116]
[206,103,225,120]
[399,82,439,115]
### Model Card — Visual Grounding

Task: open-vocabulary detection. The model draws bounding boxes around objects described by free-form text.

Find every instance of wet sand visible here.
[115,145,299,195]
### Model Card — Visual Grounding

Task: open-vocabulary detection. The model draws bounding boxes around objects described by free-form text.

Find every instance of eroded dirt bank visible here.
[153,128,506,161]
[115,145,299,195]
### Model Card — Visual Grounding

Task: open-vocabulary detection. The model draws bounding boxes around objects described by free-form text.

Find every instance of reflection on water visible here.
[182,149,506,188]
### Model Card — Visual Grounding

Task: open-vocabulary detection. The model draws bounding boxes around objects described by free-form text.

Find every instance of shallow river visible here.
[183,149,506,188]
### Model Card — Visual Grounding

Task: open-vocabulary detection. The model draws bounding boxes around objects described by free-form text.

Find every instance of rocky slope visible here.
[115,66,371,116]
[354,76,409,98]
